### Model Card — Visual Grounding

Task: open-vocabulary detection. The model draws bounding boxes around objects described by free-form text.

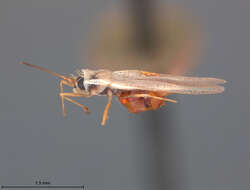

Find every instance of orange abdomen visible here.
[117,90,166,113]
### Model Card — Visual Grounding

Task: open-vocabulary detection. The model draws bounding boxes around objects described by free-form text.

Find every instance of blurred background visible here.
[0,0,249,190]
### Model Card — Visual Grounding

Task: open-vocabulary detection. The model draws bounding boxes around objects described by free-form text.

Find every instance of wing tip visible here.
[217,79,227,84]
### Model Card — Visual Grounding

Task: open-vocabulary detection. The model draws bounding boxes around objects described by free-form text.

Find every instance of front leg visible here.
[60,80,91,116]
[60,92,90,115]
[60,80,72,116]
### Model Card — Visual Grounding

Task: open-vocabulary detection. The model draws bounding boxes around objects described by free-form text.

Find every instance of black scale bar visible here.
[1,185,84,189]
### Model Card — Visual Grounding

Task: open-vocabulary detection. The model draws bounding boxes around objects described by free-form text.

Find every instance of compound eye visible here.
[76,77,85,90]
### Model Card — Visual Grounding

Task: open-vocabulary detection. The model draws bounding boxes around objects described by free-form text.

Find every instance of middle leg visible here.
[101,89,113,126]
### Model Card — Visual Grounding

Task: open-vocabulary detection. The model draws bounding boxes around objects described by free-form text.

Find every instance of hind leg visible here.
[122,93,177,103]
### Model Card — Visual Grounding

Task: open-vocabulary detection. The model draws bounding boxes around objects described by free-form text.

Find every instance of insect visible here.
[20,62,226,125]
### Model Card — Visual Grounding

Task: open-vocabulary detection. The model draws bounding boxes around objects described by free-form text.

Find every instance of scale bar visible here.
[1,185,84,189]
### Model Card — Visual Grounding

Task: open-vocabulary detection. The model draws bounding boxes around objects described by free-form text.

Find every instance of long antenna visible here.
[20,61,71,82]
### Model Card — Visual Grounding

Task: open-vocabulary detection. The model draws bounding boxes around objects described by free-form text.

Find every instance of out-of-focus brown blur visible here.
[85,3,202,75]
[84,3,203,190]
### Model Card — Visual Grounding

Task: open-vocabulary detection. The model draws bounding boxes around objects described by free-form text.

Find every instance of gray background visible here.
[0,0,249,190]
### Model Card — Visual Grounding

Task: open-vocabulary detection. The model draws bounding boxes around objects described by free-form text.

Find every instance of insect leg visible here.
[63,96,90,114]
[123,94,177,103]
[101,89,113,126]
[60,92,90,114]
[60,80,73,116]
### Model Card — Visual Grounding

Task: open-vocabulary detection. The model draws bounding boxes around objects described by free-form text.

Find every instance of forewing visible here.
[109,79,224,94]
[110,70,226,94]
[112,70,226,86]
